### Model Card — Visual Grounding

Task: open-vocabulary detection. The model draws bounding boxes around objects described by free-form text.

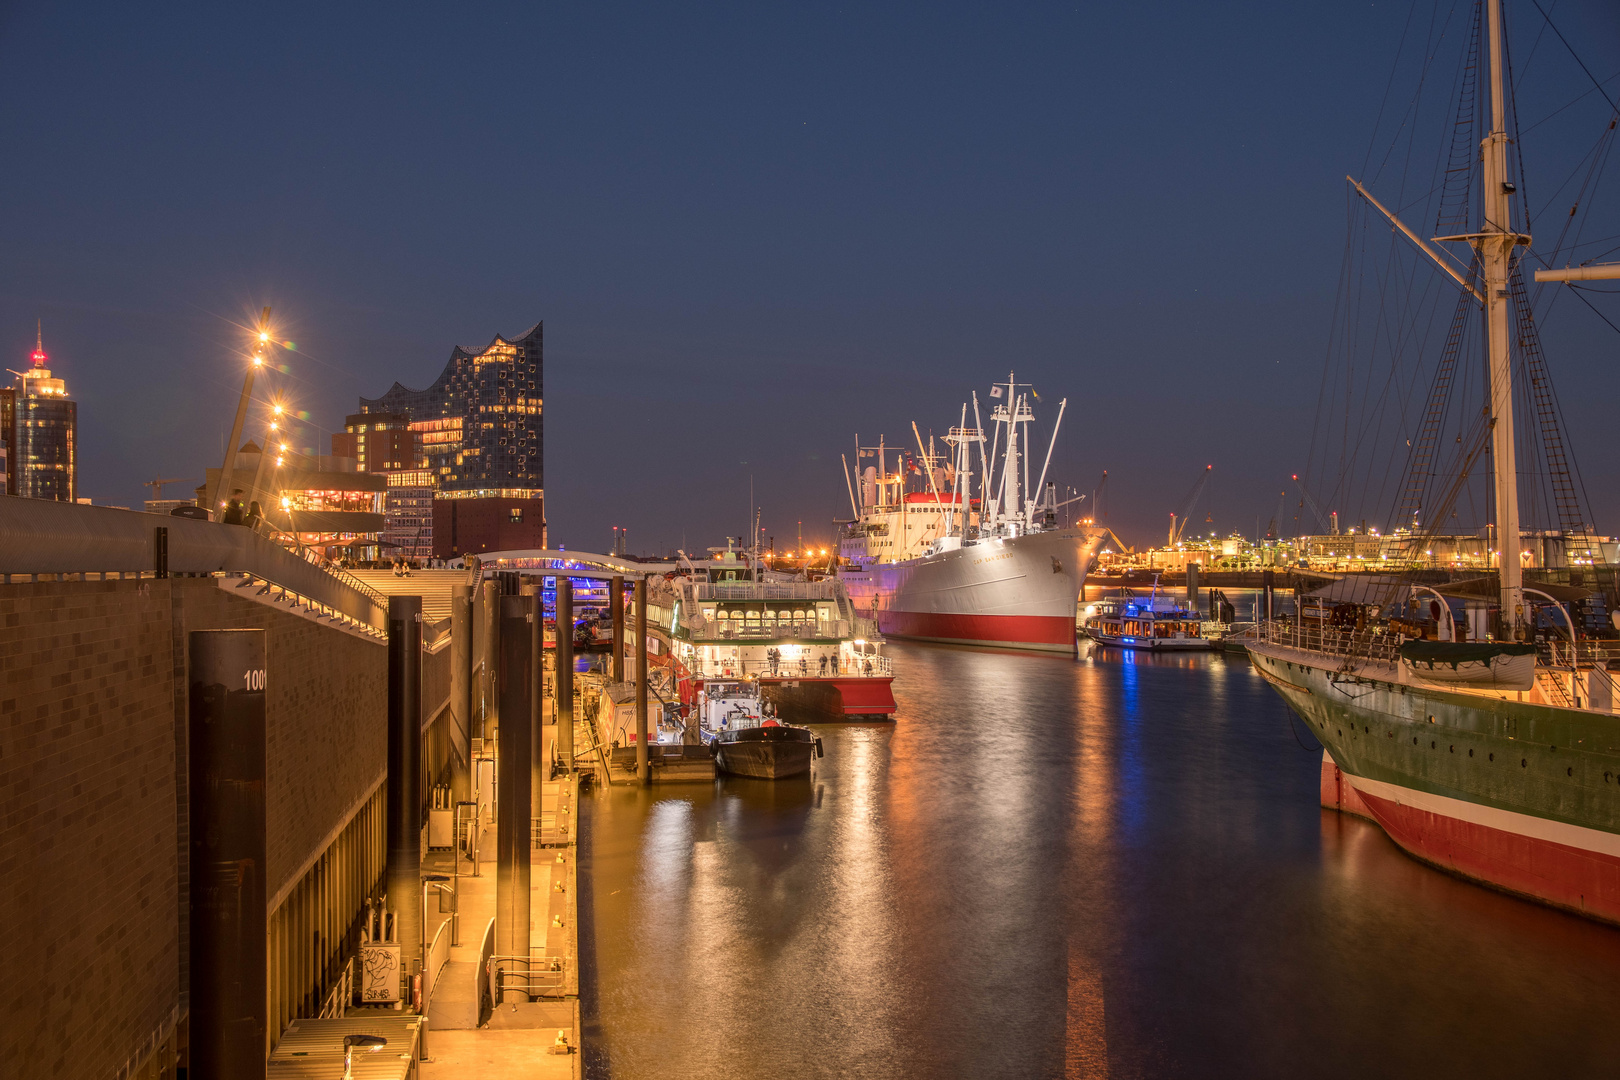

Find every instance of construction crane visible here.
[143,477,194,501]
[1291,474,1336,534]
[1264,490,1286,540]
[1091,470,1108,522]
[1167,465,1212,546]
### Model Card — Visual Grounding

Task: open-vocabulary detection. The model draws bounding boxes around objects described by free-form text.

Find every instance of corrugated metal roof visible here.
[267,1014,422,1078]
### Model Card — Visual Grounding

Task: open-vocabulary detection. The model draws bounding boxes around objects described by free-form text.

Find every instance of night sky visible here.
[3,2,1617,555]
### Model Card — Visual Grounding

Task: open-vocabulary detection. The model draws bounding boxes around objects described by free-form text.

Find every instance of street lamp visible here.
[213,306,275,521]
[342,1034,387,1080]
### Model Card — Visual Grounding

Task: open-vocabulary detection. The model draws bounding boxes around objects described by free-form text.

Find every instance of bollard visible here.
[188,629,267,1078]
[635,577,649,785]
[611,574,625,683]
[495,595,532,1002]
[556,578,574,771]
[387,595,424,999]
[450,584,474,804]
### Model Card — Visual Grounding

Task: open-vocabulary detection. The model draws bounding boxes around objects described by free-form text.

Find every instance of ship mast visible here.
[1478,0,1529,637]
[1352,0,1530,639]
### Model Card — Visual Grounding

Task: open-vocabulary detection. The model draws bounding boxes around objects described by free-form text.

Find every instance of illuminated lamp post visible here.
[244,401,287,531]
[342,1034,387,1079]
[213,306,273,522]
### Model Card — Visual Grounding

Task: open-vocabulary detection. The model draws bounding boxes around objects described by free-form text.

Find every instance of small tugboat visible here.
[697,678,822,780]
[1081,579,1212,651]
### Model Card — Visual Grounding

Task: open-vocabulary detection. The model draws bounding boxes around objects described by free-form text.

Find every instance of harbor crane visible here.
[1167,465,1212,546]
[143,477,194,501]
[1291,475,1337,534]
[1264,490,1286,540]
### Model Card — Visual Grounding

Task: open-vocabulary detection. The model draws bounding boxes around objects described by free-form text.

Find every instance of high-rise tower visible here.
[6,322,78,501]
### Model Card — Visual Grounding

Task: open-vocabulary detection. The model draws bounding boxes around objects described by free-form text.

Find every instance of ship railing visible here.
[1259,620,1403,664]
[1534,639,1619,670]
[693,582,842,601]
[687,618,852,640]
[684,655,893,679]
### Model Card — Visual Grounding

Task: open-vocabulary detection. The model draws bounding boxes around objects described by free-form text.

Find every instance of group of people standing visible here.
[766,647,832,677]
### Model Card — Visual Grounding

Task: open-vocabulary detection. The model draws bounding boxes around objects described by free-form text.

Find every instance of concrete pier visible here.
[450,583,474,803]
[495,594,532,1002]
[387,595,424,997]
[187,629,268,1078]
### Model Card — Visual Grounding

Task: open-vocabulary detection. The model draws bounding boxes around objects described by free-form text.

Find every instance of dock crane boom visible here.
[1291,475,1335,534]
[1265,490,1286,540]
[143,477,195,502]
[1168,465,1212,546]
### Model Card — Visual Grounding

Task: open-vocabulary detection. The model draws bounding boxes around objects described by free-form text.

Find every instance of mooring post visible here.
[481,577,499,741]
[450,584,474,804]
[556,577,574,771]
[387,595,424,1000]
[635,576,649,785]
[1263,569,1275,624]
[495,594,532,1002]
[611,574,625,682]
[187,629,267,1078]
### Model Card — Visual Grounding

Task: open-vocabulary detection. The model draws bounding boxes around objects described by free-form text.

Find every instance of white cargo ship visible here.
[837,374,1105,653]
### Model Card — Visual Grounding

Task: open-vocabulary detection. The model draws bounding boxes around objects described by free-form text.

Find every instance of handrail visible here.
[693,581,842,600]
[422,918,453,1005]
[475,918,496,1024]
[686,655,893,679]
[1258,620,1404,664]
[316,956,354,1019]
[0,496,388,632]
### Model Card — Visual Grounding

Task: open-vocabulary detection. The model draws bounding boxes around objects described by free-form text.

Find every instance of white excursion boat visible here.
[1081,583,1213,652]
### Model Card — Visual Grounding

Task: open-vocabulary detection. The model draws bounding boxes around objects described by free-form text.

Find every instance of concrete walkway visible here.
[420,709,581,1079]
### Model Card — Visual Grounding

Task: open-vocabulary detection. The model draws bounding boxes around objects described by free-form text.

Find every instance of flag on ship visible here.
[989,385,1003,398]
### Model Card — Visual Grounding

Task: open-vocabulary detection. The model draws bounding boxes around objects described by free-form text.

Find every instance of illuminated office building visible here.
[6,324,77,501]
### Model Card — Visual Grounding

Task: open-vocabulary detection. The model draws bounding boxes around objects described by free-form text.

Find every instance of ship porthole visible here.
[1412,737,1418,745]
[1427,715,1435,723]
[1607,772,1612,783]
[1431,741,1436,749]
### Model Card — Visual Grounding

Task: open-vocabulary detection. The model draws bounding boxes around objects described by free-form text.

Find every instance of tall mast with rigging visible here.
[1477,0,1530,637]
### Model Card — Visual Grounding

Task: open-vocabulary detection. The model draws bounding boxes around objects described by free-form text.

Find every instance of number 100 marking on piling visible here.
[243,669,266,691]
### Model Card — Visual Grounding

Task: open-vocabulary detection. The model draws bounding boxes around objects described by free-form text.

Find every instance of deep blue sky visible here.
[3,2,1617,553]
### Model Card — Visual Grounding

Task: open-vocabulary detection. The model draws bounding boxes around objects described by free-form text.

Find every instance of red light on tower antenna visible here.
[30,320,47,368]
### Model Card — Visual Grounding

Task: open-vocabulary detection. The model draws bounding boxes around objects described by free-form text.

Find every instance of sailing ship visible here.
[1254,0,1620,923]
[837,374,1106,653]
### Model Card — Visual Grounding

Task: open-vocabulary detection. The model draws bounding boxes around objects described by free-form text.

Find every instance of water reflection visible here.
[582,640,1620,1079]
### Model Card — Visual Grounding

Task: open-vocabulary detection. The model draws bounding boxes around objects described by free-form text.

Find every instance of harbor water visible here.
[579,637,1620,1078]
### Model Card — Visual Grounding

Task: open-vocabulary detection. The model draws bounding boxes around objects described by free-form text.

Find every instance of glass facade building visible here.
[359,322,542,498]
[7,327,76,502]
